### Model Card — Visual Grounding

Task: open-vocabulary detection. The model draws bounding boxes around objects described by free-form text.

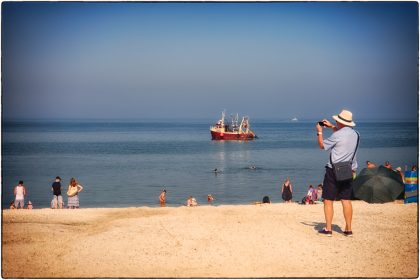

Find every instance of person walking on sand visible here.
[67,178,84,209]
[316,109,359,237]
[51,176,63,209]
[281,177,293,203]
[159,189,167,207]
[14,181,27,209]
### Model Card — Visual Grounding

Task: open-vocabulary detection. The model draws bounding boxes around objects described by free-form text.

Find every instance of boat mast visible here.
[239,116,250,134]
[221,111,225,126]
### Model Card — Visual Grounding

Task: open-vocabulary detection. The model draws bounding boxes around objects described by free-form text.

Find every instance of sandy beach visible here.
[2,201,418,278]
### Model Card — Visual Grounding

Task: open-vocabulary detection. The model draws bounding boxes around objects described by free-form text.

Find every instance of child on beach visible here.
[207,194,214,203]
[9,201,16,209]
[27,201,33,209]
[51,176,63,209]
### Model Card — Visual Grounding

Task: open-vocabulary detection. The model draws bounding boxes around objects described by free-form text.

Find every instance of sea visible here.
[2,120,418,208]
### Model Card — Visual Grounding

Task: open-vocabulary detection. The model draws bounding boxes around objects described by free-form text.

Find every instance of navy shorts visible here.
[322,167,353,201]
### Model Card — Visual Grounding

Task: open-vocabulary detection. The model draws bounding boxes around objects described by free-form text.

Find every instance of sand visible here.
[2,201,418,278]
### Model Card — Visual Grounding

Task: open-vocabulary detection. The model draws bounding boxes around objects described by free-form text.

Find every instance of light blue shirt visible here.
[323,126,359,170]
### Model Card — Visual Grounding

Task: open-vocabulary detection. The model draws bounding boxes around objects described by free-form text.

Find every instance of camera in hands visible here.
[318,121,325,127]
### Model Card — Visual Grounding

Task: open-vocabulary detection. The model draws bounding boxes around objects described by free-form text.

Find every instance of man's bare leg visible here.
[324,199,334,231]
[341,199,353,231]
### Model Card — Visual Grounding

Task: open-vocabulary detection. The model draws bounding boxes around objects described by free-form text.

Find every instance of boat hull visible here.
[211,130,255,140]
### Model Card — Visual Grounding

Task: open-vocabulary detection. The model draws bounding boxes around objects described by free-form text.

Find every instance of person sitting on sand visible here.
[395,167,405,182]
[262,196,271,204]
[187,196,198,207]
[304,185,316,204]
[159,189,167,207]
[9,201,16,210]
[384,161,392,169]
[315,184,323,203]
[191,197,198,206]
[366,161,376,169]
[207,194,214,203]
[27,201,33,210]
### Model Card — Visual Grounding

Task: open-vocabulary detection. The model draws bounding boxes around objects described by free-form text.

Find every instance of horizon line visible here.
[2,117,418,123]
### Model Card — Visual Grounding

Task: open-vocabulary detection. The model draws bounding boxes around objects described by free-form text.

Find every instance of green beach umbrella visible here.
[353,166,404,203]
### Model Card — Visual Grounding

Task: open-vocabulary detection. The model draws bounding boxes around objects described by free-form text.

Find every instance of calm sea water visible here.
[2,120,418,208]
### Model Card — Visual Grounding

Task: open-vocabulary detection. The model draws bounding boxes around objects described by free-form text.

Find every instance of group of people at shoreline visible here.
[159,189,214,207]
[9,162,414,210]
[156,177,324,207]
[9,161,415,210]
[10,176,84,210]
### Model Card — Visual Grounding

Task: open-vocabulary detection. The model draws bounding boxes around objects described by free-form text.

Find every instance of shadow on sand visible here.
[300,221,344,234]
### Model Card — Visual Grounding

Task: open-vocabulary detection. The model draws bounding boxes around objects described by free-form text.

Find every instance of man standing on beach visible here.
[316,109,359,237]
[51,176,63,209]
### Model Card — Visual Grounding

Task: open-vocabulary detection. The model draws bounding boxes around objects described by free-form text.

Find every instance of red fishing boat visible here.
[210,112,257,140]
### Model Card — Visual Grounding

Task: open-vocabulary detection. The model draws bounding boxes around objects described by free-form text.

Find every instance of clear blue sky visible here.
[2,2,418,121]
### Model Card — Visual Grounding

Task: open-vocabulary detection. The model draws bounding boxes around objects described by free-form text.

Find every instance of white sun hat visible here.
[332,109,356,127]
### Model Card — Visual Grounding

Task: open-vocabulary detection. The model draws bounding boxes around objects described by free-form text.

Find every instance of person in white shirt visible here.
[14,181,27,209]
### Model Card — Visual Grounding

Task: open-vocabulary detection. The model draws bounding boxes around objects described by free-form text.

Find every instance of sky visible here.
[2,2,419,121]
